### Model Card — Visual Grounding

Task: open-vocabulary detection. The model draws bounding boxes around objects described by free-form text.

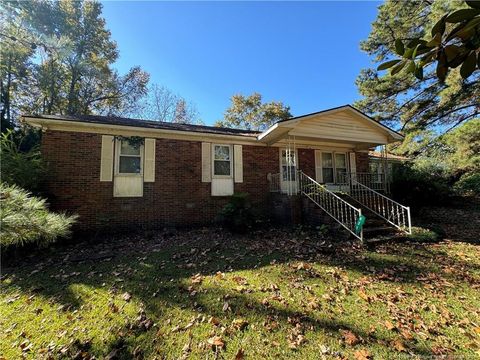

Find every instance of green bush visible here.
[217,192,258,233]
[0,183,77,248]
[0,129,46,191]
[390,162,453,209]
[406,226,441,243]
[454,173,480,195]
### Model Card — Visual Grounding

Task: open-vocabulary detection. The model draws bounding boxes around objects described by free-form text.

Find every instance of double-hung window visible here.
[335,153,347,183]
[213,144,231,177]
[118,141,142,174]
[321,152,334,183]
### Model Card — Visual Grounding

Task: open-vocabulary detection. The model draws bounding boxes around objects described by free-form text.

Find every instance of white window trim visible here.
[115,139,144,177]
[212,144,233,179]
[317,151,349,184]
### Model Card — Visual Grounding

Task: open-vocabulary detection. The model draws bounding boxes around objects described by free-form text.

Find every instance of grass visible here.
[1,225,480,359]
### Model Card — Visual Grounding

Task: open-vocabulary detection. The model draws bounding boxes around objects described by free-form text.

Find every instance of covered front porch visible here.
[259,106,403,195]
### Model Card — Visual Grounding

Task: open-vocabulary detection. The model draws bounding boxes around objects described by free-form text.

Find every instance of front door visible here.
[280,149,297,194]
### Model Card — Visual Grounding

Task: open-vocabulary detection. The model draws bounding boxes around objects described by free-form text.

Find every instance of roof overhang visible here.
[258,105,404,149]
[22,116,263,146]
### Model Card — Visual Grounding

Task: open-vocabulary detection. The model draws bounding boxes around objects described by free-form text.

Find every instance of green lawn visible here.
[1,224,480,359]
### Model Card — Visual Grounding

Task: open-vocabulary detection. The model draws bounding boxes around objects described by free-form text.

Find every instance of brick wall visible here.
[298,148,315,178]
[41,131,280,231]
[355,152,370,173]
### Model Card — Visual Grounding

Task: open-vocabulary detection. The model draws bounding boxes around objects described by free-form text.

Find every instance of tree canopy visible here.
[216,92,291,131]
[0,0,149,130]
[355,0,479,144]
[378,1,480,82]
[138,84,202,124]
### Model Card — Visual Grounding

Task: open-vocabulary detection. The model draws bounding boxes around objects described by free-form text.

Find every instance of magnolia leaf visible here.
[445,9,480,23]
[406,60,416,73]
[390,60,407,75]
[431,14,447,37]
[427,32,442,47]
[436,51,448,82]
[377,59,401,70]
[460,51,477,79]
[414,64,424,80]
[412,44,422,59]
[466,0,480,9]
[444,44,461,62]
[395,39,405,56]
[455,17,480,39]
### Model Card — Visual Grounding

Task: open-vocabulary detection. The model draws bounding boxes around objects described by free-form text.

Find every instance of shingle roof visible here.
[23,114,260,137]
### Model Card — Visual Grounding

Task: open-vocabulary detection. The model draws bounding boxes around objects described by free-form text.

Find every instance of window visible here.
[335,153,347,183]
[322,152,334,183]
[213,145,231,176]
[118,140,142,174]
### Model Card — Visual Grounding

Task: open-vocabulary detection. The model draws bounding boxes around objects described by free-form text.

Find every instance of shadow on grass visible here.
[1,227,474,358]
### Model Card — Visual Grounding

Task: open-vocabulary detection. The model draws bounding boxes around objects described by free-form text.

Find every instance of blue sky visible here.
[101,1,381,125]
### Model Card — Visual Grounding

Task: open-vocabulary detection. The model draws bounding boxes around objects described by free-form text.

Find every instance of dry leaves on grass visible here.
[341,330,360,346]
[207,336,225,349]
[354,349,372,360]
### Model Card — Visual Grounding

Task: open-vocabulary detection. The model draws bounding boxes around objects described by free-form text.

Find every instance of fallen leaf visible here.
[222,301,230,312]
[208,316,220,326]
[207,336,225,348]
[385,320,396,331]
[358,288,370,303]
[235,348,245,359]
[341,330,360,346]
[393,339,406,352]
[354,349,371,360]
[232,318,248,331]
[122,292,132,302]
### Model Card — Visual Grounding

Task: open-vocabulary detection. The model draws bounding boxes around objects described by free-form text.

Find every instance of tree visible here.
[137,84,201,124]
[378,1,480,82]
[0,0,149,128]
[0,8,36,130]
[216,92,291,131]
[0,129,46,191]
[355,0,479,139]
[0,183,77,248]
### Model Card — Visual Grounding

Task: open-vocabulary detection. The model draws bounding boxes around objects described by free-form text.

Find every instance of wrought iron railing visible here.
[338,172,388,192]
[349,180,411,234]
[298,171,364,242]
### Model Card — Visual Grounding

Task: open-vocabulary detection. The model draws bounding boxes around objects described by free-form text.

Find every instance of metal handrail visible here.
[349,179,411,234]
[338,172,388,193]
[298,171,364,242]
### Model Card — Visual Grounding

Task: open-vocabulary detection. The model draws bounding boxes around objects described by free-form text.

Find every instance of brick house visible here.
[23,105,409,239]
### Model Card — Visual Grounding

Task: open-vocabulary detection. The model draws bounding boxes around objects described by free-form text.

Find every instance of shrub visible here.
[406,226,441,243]
[0,183,77,248]
[390,162,453,210]
[0,129,46,191]
[217,192,258,233]
[454,172,480,196]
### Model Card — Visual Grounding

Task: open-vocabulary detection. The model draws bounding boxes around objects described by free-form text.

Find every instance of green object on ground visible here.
[355,215,366,235]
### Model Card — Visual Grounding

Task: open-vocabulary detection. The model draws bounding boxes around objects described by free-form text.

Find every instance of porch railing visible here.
[268,173,281,192]
[349,180,411,234]
[338,172,389,193]
[298,171,364,242]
